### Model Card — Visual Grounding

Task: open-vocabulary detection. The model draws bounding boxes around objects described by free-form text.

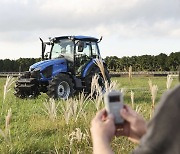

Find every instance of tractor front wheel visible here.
[47,73,75,99]
[14,73,40,99]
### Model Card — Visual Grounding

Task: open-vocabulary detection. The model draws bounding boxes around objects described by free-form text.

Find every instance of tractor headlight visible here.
[34,67,41,71]
[29,66,41,72]
[29,67,34,71]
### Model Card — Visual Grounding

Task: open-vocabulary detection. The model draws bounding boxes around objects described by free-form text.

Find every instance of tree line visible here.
[0,58,41,72]
[0,52,179,72]
[104,52,180,72]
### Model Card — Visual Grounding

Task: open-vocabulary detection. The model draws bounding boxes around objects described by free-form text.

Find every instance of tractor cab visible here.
[40,36,101,77]
[75,38,101,76]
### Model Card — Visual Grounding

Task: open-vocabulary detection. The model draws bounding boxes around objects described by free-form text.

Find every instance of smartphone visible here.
[104,90,124,124]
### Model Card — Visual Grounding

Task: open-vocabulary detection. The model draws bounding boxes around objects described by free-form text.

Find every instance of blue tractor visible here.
[14,36,110,99]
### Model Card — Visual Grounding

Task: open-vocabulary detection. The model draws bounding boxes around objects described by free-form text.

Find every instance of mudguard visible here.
[82,59,107,78]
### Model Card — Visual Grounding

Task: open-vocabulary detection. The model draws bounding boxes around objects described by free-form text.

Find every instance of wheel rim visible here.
[57,81,70,99]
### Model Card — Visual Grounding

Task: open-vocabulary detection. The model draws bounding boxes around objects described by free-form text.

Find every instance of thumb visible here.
[108,113,114,121]
[106,113,115,123]
[120,108,135,123]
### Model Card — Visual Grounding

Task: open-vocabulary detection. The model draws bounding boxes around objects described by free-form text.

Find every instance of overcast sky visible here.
[0,0,180,59]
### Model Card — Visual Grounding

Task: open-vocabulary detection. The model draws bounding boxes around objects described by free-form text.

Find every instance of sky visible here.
[0,0,180,59]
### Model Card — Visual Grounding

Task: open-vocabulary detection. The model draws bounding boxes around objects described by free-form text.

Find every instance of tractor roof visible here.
[54,35,99,42]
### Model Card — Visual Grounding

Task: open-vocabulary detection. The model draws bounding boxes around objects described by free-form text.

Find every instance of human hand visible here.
[91,108,115,143]
[116,105,147,143]
[90,109,115,154]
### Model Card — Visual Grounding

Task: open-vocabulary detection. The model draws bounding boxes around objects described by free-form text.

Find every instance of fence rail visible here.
[0,71,178,78]
[0,72,22,77]
[110,71,179,77]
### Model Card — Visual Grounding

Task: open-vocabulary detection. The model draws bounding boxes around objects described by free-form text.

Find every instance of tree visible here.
[155,53,168,71]
[168,52,180,71]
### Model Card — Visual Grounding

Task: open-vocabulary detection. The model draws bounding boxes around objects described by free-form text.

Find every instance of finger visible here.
[120,108,136,123]
[95,108,106,120]
[107,113,114,121]
[102,111,108,121]
[128,137,140,144]
[124,105,138,117]
[105,113,115,125]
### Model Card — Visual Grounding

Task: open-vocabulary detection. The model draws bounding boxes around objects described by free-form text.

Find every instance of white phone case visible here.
[104,91,124,124]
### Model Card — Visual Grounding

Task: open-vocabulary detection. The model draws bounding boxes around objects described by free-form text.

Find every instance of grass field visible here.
[0,76,179,154]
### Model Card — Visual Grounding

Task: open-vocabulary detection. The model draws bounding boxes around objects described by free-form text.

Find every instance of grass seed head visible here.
[148,79,158,111]
[0,108,12,143]
[5,108,12,129]
[131,91,134,109]
[69,128,87,144]
[3,75,15,103]
[94,58,106,81]
[43,98,58,122]
[166,75,173,90]
[129,66,133,81]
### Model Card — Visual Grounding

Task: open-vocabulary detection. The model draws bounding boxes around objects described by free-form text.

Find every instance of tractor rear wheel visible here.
[84,67,110,94]
[47,73,75,99]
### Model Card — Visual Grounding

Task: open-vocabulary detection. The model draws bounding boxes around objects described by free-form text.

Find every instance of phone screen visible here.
[109,95,120,103]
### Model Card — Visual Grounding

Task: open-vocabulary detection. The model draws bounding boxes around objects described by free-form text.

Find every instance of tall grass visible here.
[148,79,158,117]
[3,76,15,104]
[67,128,89,153]
[94,58,106,81]
[131,90,135,109]
[90,74,102,97]
[1,76,15,116]
[91,58,119,110]
[0,108,12,143]
[0,76,179,153]
[60,92,90,124]
[129,66,133,81]
[43,98,59,122]
[166,75,173,90]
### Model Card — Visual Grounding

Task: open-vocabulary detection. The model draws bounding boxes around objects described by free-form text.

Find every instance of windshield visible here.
[51,39,74,61]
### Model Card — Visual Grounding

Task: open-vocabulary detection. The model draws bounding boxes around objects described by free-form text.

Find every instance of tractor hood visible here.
[29,58,67,71]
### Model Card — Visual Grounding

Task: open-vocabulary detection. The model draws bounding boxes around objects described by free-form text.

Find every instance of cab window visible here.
[91,42,99,57]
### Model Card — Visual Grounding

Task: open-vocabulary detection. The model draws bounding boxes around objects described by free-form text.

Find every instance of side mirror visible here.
[45,52,50,60]
[78,41,84,52]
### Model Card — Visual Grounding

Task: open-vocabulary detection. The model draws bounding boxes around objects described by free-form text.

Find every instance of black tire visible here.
[14,84,27,98]
[84,67,110,94]
[47,73,75,99]
[14,73,40,99]
[14,84,40,98]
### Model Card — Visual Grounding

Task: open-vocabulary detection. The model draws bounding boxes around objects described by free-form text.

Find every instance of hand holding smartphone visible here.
[104,90,124,124]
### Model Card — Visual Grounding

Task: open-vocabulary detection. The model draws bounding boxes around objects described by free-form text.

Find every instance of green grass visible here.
[0,76,179,153]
